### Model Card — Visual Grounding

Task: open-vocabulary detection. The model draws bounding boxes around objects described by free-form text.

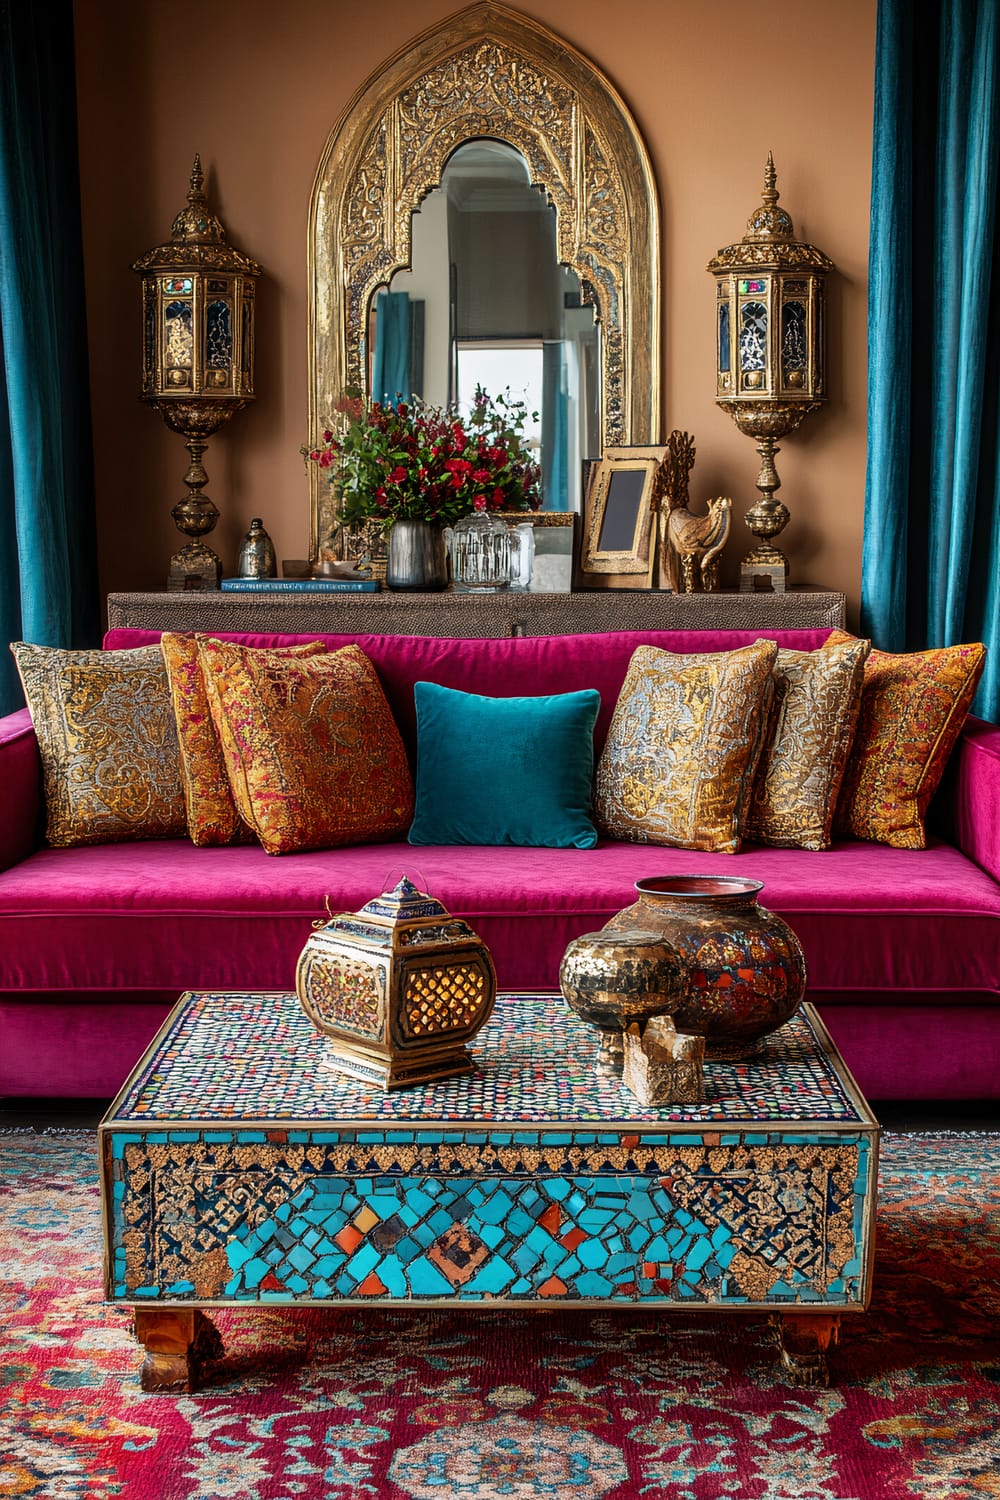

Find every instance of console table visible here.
[106,588,846,638]
[101,991,877,1392]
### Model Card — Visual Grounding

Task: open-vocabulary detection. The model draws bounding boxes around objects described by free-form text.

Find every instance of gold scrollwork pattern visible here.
[308,2,660,555]
[113,1136,865,1305]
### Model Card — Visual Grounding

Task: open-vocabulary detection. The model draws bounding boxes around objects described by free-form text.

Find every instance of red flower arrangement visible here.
[304,387,541,530]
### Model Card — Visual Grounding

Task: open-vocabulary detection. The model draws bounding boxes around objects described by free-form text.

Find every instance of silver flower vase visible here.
[385,520,449,592]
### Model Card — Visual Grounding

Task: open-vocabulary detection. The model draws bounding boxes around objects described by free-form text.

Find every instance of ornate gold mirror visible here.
[307,1,661,557]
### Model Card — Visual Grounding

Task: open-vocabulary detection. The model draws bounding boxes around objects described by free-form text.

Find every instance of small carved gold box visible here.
[295,876,497,1089]
[622,1017,705,1107]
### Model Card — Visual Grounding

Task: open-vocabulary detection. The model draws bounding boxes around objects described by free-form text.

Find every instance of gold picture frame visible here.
[577,447,668,590]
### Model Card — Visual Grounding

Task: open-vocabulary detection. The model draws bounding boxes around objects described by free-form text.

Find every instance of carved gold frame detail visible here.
[307,1,661,556]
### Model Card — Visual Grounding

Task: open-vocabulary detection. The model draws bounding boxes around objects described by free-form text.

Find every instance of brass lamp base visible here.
[740,541,788,594]
[168,540,223,593]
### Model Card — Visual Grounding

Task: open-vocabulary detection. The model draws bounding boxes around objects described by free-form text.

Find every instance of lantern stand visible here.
[133,156,261,591]
[707,155,833,593]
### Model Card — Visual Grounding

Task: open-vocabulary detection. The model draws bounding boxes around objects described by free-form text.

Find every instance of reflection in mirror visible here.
[368,141,600,511]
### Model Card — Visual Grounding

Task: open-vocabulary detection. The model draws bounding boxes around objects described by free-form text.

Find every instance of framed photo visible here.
[576,447,668,590]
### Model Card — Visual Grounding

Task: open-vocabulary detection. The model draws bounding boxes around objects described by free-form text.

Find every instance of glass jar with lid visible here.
[449,510,512,592]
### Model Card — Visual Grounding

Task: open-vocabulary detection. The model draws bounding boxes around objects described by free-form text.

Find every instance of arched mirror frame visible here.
[307,1,661,557]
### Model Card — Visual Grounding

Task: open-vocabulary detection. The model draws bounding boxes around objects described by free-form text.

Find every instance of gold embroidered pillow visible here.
[594,639,777,854]
[828,632,986,848]
[198,639,414,855]
[161,633,327,846]
[744,636,869,851]
[11,641,186,847]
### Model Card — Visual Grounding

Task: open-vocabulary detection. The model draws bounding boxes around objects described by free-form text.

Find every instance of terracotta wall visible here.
[73,0,876,621]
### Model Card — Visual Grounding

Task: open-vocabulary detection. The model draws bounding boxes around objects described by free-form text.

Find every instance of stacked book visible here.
[221,577,380,593]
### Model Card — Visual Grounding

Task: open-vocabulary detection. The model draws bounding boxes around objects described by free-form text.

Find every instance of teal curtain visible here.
[541,341,569,511]
[864,0,1000,721]
[0,0,99,715]
[371,291,412,407]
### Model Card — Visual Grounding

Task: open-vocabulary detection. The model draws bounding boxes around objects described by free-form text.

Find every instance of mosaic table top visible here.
[107,992,874,1132]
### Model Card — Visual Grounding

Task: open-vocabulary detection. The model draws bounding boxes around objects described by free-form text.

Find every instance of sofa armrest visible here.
[938,715,1000,883]
[0,708,42,870]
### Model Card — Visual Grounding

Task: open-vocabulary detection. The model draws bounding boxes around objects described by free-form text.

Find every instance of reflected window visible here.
[370,140,599,510]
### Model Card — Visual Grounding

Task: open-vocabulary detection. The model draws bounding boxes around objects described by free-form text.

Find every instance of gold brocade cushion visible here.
[161,633,327,846]
[198,639,414,855]
[829,631,986,848]
[11,641,186,847]
[744,635,870,851]
[594,639,777,854]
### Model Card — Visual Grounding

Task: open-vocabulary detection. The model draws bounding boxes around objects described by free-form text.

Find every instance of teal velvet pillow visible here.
[408,681,601,848]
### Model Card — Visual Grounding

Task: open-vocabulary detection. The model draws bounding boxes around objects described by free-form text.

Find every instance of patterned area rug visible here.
[1,1133,998,1499]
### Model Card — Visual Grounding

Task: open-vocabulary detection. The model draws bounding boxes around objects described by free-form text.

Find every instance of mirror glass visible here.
[367,141,600,512]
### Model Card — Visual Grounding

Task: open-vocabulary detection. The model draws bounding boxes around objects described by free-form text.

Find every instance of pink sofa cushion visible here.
[103,628,836,760]
[1,835,996,1002]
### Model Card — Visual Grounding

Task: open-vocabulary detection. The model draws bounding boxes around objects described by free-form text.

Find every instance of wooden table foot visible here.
[774,1313,840,1387]
[133,1308,223,1393]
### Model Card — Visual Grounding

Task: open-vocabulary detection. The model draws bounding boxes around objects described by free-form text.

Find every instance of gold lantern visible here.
[133,156,261,591]
[295,877,497,1089]
[707,154,833,592]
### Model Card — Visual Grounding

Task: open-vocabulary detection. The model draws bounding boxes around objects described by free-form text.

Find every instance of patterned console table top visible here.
[109,992,871,1130]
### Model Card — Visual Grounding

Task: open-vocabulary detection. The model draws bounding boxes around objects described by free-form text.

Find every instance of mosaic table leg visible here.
[775,1313,841,1387]
[133,1308,223,1393]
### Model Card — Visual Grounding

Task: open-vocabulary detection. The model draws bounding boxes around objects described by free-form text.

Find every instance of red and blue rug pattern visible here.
[1,1132,998,1498]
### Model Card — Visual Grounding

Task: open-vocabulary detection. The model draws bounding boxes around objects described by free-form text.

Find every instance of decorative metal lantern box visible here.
[295,877,497,1089]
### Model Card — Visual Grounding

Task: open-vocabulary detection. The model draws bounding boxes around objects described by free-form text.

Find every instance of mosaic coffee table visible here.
[100,991,879,1392]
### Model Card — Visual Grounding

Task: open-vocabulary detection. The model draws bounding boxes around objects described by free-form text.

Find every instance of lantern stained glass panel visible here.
[718,303,731,373]
[207,301,233,367]
[165,301,193,368]
[782,301,807,379]
[739,301,767,372]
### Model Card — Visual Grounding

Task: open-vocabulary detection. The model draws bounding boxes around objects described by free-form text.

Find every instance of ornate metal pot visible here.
[385,520,449,592]
[559,928,689,1078]
[602,875,807,1059]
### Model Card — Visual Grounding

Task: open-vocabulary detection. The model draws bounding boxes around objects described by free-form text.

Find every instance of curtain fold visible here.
[541,341,569,512]
[0,0,99,716]
[371,291,412,407]
[864,0,1000,721]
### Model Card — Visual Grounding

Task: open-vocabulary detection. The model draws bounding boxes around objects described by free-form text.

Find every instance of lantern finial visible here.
[745,155,794,242]
[170,154,226,245]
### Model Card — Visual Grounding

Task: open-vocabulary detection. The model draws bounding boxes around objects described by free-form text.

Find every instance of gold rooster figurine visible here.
[659,430,731,592]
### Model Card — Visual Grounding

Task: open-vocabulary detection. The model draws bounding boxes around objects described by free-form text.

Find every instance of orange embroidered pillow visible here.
[744,635,869,851]
[829,631,986,848]
[594,639,777,854]
[198,639,414,855]
[161,633,327,846]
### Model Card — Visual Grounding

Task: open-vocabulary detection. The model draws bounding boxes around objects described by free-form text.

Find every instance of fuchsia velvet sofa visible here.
[1,625,998,1102]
